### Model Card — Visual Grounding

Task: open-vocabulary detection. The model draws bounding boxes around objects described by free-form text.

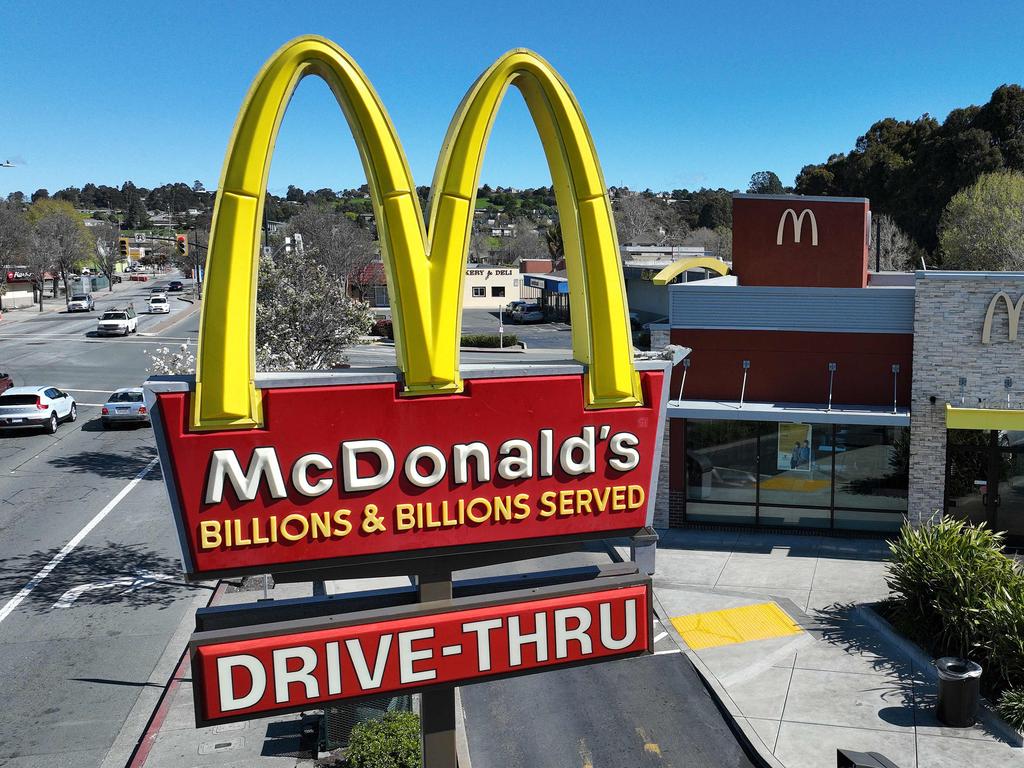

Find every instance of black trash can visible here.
[935,657,982,727]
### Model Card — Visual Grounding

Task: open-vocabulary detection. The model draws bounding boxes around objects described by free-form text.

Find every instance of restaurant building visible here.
[655,194,1024,541]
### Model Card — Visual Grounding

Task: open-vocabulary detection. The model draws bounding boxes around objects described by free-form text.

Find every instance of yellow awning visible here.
[945,403,1024,430]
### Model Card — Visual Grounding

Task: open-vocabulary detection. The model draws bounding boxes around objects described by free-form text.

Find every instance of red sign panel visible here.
[191,580,650,725]
[153,371,666,578]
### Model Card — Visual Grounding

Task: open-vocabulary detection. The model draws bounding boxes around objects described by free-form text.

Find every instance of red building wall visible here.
[732,196,870,288]
[669,328,912,407]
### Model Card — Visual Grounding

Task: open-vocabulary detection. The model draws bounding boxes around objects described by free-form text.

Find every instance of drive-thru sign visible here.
[145,35,667,753]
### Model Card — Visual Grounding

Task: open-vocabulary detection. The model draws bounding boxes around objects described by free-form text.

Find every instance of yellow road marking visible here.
[670,602,802,650]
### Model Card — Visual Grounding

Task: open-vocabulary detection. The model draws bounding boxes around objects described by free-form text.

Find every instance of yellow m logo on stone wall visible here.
[193,35,640,431]
[982,291,1024,344]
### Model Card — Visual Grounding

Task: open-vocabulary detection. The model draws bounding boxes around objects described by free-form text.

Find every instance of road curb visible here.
[143,300,201,337]
[100,580,222,768]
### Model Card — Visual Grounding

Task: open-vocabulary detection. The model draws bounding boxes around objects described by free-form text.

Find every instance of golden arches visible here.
[651,257,731,286]
[193,36,641,431]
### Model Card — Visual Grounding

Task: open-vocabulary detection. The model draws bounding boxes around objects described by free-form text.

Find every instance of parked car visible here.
[518,309,545,323]
[167,280,184,292]
[511,303,542,323]
[0,386,77,433]
[96,306,138,336]
[101,388,149,428]
[67,293,95,312]
[148,295,170,314]
[505,300,529,315]
[0,372,12,394]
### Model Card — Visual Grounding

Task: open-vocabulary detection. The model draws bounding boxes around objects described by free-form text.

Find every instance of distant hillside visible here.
[794,84,1024,253]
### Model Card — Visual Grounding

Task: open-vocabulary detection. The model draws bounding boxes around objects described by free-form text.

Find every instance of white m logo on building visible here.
[776,208,818,246]
[982,291,1024,344]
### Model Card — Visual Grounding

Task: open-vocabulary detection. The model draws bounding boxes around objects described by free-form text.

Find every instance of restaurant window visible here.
[685,420,759,525]
[472,286,486,297]
[681,419,909,532]
[491,286,506,297]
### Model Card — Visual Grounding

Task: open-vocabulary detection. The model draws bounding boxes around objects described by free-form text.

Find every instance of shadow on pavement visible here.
[0,542,199,612]
[47,444,160,479]
[80,417,151,433]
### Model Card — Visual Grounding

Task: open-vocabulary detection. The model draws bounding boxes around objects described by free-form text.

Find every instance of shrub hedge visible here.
[886,518,1024,708]
[345,711,421,768]
[460,333,519,348]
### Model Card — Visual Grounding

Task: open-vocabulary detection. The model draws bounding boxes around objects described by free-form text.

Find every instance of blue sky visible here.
[2,1,1022,198]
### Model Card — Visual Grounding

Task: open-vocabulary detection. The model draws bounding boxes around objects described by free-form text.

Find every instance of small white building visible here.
[462,266,521,309]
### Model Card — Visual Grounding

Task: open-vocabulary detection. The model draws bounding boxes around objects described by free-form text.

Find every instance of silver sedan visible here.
[101,388,149,428]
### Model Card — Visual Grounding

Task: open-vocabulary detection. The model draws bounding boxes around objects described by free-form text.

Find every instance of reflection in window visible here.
[680,419,910,531]
[833,425,909,512]
[686,421,759,504]
[758,422,832,509]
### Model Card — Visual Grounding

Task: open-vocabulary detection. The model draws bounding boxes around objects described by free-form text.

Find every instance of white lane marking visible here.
[653,631,668,643]
[0,457,159,625]
[53,571,173,608]
[654,648,682,656]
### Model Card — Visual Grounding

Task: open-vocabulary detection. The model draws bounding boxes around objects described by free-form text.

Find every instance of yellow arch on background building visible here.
[651,257,730,286]
[193,36,642,431]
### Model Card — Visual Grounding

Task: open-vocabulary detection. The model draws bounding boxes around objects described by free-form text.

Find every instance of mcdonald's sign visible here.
[145,36,670,579]
[776,208,818,246]
[982,291,1024,344]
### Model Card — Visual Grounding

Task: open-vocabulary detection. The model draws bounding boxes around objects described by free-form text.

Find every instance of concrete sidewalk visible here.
[120,529,1024,768]
[650,528,1023,768]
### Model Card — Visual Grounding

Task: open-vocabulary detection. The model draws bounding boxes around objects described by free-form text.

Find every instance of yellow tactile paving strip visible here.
[670,602,803,650]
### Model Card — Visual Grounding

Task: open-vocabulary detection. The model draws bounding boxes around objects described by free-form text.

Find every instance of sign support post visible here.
[418,568,458,767]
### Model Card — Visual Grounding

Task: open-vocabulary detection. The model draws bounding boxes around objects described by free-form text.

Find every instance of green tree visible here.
[28,199,93,302]
[747,170,784,195]
[938,170,1024,270]
[122,182,150,229]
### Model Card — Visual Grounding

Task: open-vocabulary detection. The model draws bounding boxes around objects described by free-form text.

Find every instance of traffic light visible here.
[176,234,188,256]
[118,237,129,259]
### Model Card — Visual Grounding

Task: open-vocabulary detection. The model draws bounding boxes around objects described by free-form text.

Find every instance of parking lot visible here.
[461,307,572,350]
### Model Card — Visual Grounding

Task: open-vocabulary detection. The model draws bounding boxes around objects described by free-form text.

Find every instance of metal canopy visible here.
[667,399,910,426]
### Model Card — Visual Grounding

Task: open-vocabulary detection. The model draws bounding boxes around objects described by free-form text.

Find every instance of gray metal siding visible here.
[669,285,915,334]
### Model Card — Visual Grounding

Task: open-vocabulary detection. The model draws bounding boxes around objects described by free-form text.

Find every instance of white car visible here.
[0,386,77,434]
[67,293,95,312]
[148,296,170,314]
[97,307,138,336]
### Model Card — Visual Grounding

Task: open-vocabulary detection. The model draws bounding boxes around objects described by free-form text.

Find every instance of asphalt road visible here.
[462,652,759,768]
[0,276,210,767]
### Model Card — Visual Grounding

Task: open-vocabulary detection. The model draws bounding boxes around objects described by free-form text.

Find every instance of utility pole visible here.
[874,215,881,272]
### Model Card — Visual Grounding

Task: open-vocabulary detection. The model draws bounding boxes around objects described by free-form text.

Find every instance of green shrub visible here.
[345,711,421,768]
[886,518,1018,659]
[460,333,519,348]
[997,689,1024,732]
[988,579,1024,689]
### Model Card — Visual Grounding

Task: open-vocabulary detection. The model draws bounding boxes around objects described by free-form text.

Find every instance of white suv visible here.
[0,386,77,433]
[97,307,138,336]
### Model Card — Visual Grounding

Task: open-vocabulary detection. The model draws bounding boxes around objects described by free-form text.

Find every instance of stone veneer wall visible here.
[653,426,670,528]
[909,273,1024,526]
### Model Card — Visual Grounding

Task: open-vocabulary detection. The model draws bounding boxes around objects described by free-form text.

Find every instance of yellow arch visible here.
[651,257,730,286]
[429,49,639,408]
[193,36,641,431]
